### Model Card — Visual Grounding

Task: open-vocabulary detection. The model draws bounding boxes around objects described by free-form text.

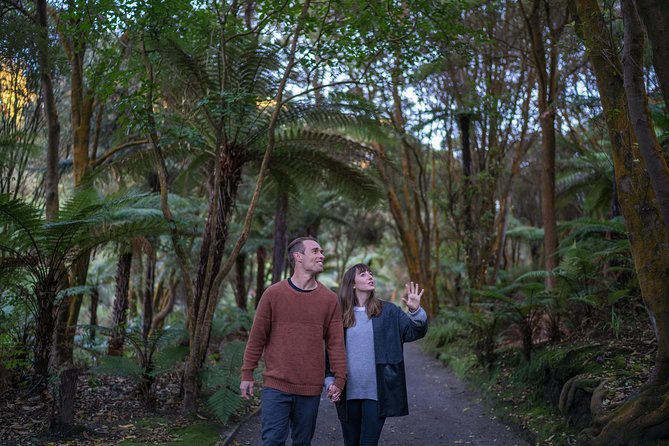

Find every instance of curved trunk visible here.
[633,0,669,111]
[182,148,243,413]
[622,0,669,232]
[572,0,669,443]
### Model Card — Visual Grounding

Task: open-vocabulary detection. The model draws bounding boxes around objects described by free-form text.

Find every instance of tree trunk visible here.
[520,0,564,290]
[34,286,57,390]
[459,113,483,293]
[571,0,669,443]
[633,0,669,112]
[49,367,79,434]
[142,246,156,340]
[371,58,439,316]
[89,287,98,342]
[108,250,133,356]
[271,190,288,283]
[622,0,669,232]
[182,148,243,412]
[234,251,248,310]
[35,0,60,221]
[53,24,95,367]
[152,282,176,331]
[255,246,266,308]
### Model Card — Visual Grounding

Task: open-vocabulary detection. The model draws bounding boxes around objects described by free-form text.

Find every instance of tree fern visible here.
[203,340,247,423]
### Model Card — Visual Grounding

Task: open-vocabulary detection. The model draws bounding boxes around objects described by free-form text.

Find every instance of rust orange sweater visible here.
[241,280,347,396]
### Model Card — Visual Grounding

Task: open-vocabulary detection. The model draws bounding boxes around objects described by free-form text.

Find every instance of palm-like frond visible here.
[203,340,247,423]
[505,225,544,241]
[0,189,189,295]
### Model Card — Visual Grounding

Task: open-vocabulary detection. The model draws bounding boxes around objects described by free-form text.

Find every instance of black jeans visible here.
[340,399,386,446]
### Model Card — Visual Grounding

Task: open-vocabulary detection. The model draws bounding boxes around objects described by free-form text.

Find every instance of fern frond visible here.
[92,355,144,381]
[204,341,247,423]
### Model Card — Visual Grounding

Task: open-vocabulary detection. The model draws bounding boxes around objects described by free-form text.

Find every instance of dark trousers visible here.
[260,387,320,446]
[340,399,387,446]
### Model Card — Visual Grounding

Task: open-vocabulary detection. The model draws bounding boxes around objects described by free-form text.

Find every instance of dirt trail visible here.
[225,341,531,445]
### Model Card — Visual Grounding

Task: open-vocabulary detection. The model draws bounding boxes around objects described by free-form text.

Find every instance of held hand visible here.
[402,282,424,313]
[240,380,254,400]
[327,384,342,403]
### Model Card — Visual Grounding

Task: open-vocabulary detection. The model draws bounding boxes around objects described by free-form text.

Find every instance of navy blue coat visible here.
[335,300,428,420]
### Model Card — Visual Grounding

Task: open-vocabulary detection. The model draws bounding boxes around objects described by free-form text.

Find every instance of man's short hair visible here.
[287,236,318,268]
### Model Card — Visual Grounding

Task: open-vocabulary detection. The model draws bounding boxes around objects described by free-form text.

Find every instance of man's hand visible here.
[327,384,342,402]
[240,380,254,400]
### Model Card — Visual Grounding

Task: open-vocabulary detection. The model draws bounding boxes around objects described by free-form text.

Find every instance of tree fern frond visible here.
[515,270,553,282]
[204,341,247,423]
[505,225,544,241]
[92,355,144,380]
[152,345,188,377]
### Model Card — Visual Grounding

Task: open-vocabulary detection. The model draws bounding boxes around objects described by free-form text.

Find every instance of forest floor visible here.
[0,368,236,446]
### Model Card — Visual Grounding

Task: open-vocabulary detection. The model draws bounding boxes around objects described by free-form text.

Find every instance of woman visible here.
[327,263,428,446]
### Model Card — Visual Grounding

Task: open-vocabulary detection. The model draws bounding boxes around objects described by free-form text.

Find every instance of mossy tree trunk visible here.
[572,0,669,443]
[633,0,669,111]
[52,7,96,368]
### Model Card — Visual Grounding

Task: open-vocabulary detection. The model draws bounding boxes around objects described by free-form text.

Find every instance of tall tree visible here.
[632,0,669,112]
[35,0,60,221]
[622,0,669,232]
[519,0,569,290]
[571,0,669,443]
[140,0,354,413]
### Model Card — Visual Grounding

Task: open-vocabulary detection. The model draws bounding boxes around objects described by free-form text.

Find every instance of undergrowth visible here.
[423,310,655,446]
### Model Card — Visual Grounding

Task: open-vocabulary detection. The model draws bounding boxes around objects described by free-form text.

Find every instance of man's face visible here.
[298,240,325,274]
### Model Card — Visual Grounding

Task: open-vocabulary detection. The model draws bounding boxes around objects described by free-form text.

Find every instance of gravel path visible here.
[225,341,531,445]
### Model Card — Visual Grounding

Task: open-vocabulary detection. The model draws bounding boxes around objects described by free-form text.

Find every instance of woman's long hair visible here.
[338,263,383,328]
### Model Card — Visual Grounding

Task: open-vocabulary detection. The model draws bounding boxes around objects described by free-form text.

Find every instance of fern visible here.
[93,355,144,379]
[203,341,247,423]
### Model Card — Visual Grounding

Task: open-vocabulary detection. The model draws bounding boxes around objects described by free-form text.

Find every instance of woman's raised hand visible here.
[402,282,424,313]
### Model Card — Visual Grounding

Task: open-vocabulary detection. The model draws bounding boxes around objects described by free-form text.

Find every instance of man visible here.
[240,236,347,446]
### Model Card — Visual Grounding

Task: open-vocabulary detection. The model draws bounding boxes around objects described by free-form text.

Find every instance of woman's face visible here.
[353,268,376,293]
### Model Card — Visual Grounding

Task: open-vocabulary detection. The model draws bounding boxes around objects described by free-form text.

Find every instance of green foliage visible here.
[94,324,188,377]
[556,152,614,216]
[424,309,471,350]
[517,345,598,387]
[93,354,145,378]
[555,217,636,335]
[210,307,254,341]
[0,294,30,371]
[505,225,545,242]
[91,325,187,407]
[202,340,248,423]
